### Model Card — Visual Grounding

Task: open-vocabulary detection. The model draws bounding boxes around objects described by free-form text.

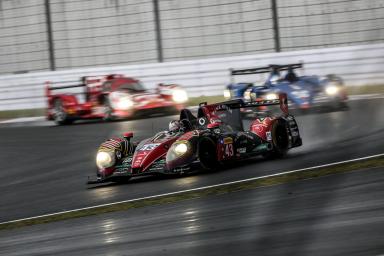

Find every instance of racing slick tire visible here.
[265,119,289,158]
[53,99,73,125]
[198,137,219,170]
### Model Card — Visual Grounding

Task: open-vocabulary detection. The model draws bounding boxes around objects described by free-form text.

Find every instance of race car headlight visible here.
[174,143,188,155]
[265,93,278,100]
[116,98,134,109]
[172,89,188,103]
[110,92,134,110]
[166,141,191,162]
[244,90,251,100]
[224,89,231,99]
[96,151,116,169]
[325,85,339,95]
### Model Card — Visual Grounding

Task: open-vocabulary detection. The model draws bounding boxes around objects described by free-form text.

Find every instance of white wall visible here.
[279,0,384,50]
[50,0,158,69]
[1,0,383,74]
[0,43,383,111]
[159,0,274,61]
[0,0,50,74]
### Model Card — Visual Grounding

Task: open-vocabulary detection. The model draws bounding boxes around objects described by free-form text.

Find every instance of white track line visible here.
[1,152,383,226]
[0,116,45,124]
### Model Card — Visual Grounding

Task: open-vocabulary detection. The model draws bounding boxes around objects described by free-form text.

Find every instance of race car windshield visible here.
[119,82,146,92]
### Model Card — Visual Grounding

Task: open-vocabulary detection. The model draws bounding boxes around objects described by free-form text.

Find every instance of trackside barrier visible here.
[0,43,383,110]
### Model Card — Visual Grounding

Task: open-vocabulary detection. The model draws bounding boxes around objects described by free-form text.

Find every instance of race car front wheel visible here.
[53,99,73,125]
[198,137,219,170]
[267,119,289,158]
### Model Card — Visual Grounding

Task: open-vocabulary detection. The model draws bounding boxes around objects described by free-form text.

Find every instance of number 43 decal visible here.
[224,143,234,157]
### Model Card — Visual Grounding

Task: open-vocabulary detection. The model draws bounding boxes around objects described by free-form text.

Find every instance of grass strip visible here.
[0,155,383,231]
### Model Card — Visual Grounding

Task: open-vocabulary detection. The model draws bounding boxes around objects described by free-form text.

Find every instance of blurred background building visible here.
[0,0,383,74]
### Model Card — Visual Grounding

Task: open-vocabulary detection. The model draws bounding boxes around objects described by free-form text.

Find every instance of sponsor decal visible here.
[113,169,128,175]
[210,119,222,124]
[192,130,200,136]
[254,144,269,151]
[246,99,279,107]
[223,137,233,144]
[237,147,246,153]
[214,104,231,112]
[198,118,206,125]
[266,131,272,141]
[123,157,132,163]
[139,143,160,151]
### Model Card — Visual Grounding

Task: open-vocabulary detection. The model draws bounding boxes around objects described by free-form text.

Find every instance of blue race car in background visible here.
[224,63,348,110]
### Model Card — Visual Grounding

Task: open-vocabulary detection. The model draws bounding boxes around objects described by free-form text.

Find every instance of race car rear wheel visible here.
[198,137,218,170]
[267,119,289,158]
[53,99,73,125]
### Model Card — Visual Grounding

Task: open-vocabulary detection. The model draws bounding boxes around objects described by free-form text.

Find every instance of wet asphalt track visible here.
[0,98,383,224]
[1,166,383,255]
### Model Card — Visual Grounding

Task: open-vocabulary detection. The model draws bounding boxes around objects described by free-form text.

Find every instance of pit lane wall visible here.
[0,43,383,111]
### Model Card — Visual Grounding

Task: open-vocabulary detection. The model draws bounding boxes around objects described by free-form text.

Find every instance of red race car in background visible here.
[45,74,188,125]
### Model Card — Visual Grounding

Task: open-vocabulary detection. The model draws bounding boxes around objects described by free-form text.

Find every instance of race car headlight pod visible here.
[325,85,339,95]
[166,141,191,162]
[96,151,116,169]
[224,89,231,99]
[265,93,278,100]
[172,89,188,103]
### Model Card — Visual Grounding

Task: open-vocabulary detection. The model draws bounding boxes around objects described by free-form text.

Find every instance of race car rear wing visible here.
[44,74,124,97]
[230,63,303,76]
[202,93,289,114]
[45,81,85,97]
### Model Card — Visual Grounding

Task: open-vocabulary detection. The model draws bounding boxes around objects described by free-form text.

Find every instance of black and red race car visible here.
[45,74,188,125]
[89,93,302,184]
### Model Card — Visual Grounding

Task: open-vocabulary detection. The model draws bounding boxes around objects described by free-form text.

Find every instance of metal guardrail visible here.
[0,43,383,111]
